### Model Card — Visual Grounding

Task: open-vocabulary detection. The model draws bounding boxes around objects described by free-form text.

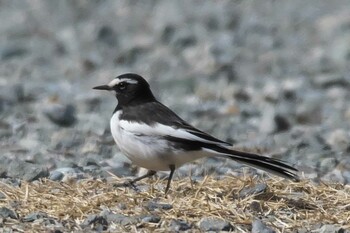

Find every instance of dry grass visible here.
[0,176,349,232]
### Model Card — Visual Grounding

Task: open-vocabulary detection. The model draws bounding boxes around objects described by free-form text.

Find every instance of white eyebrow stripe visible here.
[108,79,120,87]
[120,78,138,84]
[107,78,138,87]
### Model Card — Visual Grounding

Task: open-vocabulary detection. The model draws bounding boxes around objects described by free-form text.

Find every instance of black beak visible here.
[93,85,112,91]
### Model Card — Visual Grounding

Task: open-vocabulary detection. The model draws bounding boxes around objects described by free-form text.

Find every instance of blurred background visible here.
[1,0,350,183]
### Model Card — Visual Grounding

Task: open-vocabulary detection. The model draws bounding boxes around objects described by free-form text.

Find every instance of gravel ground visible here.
[1,0,350,232]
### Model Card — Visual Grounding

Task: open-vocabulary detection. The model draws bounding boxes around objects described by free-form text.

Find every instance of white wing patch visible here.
[119,120,228,146]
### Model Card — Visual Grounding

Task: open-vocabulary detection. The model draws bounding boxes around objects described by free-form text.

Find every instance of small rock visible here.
[0,178,21,187]
[210,33,235,66]
[81,214,108,231]
[115,46,148,65]
[44,103,76,127]
[141,215,161,223]
[0,192,6,200]
[313,74,350,88]
[23,212,48,222]
[239,183,268,199]
[97,25,117,47]
[0,157,12,178]
[325,129,350,151]
[0,207,18,219]
[170,28,197,50]
[0,83,25,104]
[318,157,338,174]
[274,114,291,133]
[160,24,176,43]
[78,157,100,167]
[101,211,139,226]
[252,218,275,233]
[169,219,192,231]
[7,160,48,181]
[1,46,28,60]
[249,201,264,213]
[49,170,64,181]
[145,201,173,211]
[318,224,345,233]
[198,217,234,232]
[296,94,323,124]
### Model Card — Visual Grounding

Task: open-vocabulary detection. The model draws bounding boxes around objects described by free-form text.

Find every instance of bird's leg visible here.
[130,170,157,184]
[164,165,175,195]
[115,170,157,190]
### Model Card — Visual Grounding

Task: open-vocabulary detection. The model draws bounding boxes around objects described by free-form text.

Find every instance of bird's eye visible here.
[118,82,127,90]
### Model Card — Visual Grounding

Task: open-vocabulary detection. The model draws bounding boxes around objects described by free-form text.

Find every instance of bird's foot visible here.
[113,180,140,192]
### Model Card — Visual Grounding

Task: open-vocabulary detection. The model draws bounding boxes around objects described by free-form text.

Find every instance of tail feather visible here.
[207,146,299,181]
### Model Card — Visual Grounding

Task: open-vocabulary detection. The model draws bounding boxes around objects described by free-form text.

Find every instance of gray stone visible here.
[0,178,21,187]
[145,201,173,211]
[7,160,49,181]
[238,183,267,198]
[169,219,192,231]
[325,129,350,151]
[0,157,11,178]
[81,214,108,231]
[170,28,197,50]
[100,210,139,226]
[141,215,161,223]
[296,93,323,124]
[49,170,64,181]
[198,217,234,232]
[210,33,235,66]
[0,84,25,104]
[313,74,350,88]
[97,25,117,47]
[0,207,18,219]
[44,103,76,127]
[273,114,291,133]
[1,46,28,60]
[318,224,345,233]
[252,218,275,233]
[23,212,48,222]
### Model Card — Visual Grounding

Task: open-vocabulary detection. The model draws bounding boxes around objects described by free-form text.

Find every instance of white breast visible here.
[110,110,208,171]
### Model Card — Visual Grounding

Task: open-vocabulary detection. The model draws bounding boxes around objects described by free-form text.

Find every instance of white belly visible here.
[110,110,207,171]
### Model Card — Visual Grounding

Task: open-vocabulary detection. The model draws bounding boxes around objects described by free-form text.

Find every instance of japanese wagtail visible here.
[93,73,299,194]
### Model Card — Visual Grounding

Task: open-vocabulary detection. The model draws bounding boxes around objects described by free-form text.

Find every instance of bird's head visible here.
[93,73,155,106]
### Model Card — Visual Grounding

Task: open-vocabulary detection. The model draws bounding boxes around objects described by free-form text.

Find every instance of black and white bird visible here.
[93,73,299,194]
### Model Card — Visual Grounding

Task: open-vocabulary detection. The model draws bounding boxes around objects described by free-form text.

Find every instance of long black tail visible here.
[209,146,299,181]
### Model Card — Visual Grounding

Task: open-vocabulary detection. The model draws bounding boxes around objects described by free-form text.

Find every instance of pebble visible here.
[145,201,173,211]
[97,25,117,47]
[81,214,108,231]
[44,103,76,127]
[49,167,84,182]
[23,212,48,222]
[169,219,192,231]
[318,224,346,233]
[313,74,350,88]
[238,183,268,199]
[141,215,161,223]
[198,217,234,232]
[325,129,350,151]
[1,46,28,60]
[0,207,18,219]
[102,212,139,226]
[170,28,197,50]
[252,218,276,233]
[7,160,48,181]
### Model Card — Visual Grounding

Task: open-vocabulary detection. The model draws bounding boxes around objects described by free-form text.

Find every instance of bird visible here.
[93,73,299,194]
